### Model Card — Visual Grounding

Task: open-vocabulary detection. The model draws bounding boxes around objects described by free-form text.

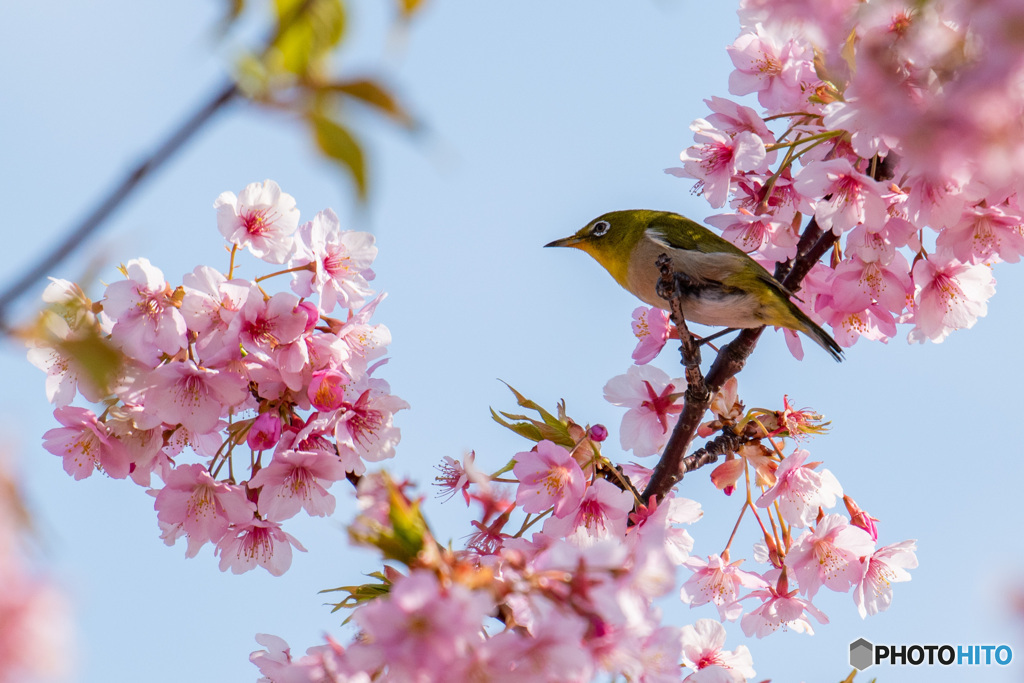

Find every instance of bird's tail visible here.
[794,310,844,362]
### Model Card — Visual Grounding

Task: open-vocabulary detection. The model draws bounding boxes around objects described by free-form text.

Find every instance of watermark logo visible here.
[850,638,1013,671]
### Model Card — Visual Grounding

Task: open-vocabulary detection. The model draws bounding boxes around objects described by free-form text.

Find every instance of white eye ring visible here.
[591,220,611,237]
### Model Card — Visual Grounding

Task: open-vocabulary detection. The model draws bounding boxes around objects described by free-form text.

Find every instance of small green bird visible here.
[545,209,843,362]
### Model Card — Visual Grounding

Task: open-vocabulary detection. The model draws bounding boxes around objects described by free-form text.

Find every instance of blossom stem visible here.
[254,263,316,283]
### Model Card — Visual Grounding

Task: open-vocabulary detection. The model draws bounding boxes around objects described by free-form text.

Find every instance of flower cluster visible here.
[255,371,914,682]
[30,180,405,576]
[661,0,1018,357]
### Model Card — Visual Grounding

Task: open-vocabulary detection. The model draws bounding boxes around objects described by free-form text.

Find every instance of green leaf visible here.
[490,383,575,447]
[325,78,415,129]
[490,407,544,442]
[321,570,393,621]
[310,113,367,199]
[272,0,346,75]
[55,330,122,397]
[349,474,432,565]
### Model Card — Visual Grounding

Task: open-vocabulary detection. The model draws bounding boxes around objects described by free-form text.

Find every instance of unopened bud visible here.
[588,424,608,442]
[844,495,879,541]
[247,412,282,451]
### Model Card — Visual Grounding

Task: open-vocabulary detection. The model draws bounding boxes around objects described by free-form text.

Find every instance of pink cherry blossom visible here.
[908,251,996,343]
[680,554,769,622]
[828,252,912,315]
[215,517,306,576]
[786,514,875,598]
[755,449,842,527]
[674,122,770,209]
[214,179,299,264]
[703,96,776,142]
[284,413,365,476]
[104,408,168,486]
[853,540,918,619]
[604,365,686,457]
[249,449,349,521]
[180,265,249,363]
[333,378,408,464]
[292,209,377,312]
[250,634,364,683]
[542,478,634,541]
[680,619,756,683]
[902,170,970,231]
[631,306,672,365]
[42,406,130,480]
[740,583,829,638]
[512,440,586,517]
[627,494,701,565]
[816,298,898,346]
[238,290,310,359]
[102,257,187,364]
[793,158,889,235]
[136,360,249,435]
[153,463,256,558]
[936,204,1024,264]
[706,208,798,262]
[727,25,818,113]
[348,569,492,680]
[434,451,485,504]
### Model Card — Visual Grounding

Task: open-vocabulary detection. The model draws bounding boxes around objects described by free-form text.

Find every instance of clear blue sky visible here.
[2,1,1022,681]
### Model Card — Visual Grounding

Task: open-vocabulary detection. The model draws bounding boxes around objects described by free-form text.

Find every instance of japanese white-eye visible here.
[546,209,843,362]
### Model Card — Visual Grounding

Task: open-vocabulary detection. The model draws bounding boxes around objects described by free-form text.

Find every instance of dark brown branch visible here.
[681,430,750,474]
[640,218,831,504]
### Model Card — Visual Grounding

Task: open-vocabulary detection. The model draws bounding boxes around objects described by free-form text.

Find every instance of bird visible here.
[545,209,843,362]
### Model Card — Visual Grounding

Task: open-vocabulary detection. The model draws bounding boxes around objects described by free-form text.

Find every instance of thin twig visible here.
[0,81,239,333]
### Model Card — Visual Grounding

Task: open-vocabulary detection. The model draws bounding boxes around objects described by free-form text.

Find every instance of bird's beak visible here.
[544,234,583,248]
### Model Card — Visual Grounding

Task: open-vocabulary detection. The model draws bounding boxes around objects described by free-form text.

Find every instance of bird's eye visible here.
[591,220,611,237]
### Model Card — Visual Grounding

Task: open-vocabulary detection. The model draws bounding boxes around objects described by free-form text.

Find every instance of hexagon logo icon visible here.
[850,638,874,671]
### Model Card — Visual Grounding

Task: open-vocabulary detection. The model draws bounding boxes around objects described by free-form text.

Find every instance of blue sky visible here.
[3,1,1023,681]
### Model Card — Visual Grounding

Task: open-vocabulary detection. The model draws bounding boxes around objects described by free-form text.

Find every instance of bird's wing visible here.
[648,214,798,297]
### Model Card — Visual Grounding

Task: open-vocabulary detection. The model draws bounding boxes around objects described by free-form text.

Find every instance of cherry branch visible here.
[0,0,331,334]
[640,217,831,504]
[0,82,239,333]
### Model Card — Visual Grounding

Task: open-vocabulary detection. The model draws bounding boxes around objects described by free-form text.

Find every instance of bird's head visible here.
[545,210,654,284]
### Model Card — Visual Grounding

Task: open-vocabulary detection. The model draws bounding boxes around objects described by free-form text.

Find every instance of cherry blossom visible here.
[681,619,756,683]
[214,179,300,264]
[908,251,996,343]
[785,514,875,598]
[853,540,918,619]
[755,449,843,527]
[631,306,672,365]
[42,406,130,480]
[249,449,349,521]
[291,209,377,311]
[216,517,306,577]
[681,554,769,622]
[603,365,686,457]
[153,463,255,558]
[103,257,187,364]
[512,440,586,517]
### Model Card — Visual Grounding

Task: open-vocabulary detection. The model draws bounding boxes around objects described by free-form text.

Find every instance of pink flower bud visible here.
[844,495,879,542]
[588,424,608,442]
[247,412,282,451]
[308,369,349,411]
[296,300,320,333]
